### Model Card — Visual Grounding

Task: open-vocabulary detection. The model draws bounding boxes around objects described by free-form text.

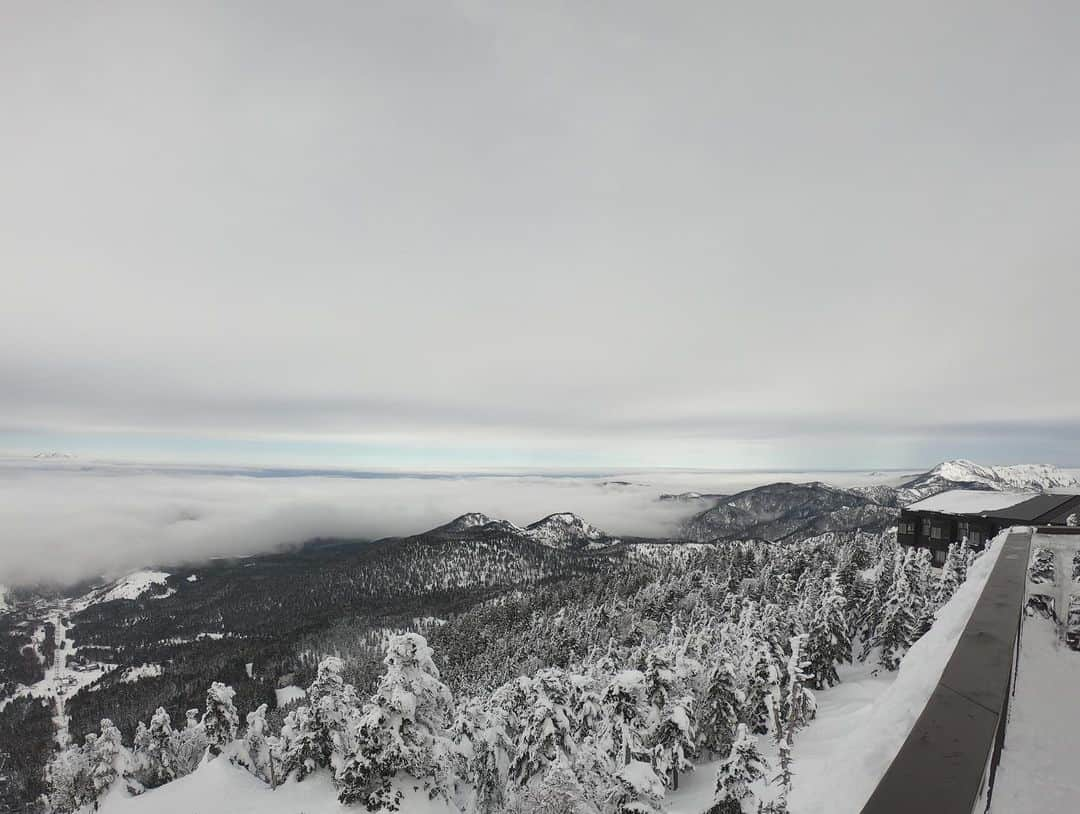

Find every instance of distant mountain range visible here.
[679,459,1080,543]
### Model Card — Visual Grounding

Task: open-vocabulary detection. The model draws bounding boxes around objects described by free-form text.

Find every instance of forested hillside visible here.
[41,529,985,814]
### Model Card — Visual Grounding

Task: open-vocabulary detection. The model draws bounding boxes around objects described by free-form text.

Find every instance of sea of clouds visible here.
[0,459,905,587]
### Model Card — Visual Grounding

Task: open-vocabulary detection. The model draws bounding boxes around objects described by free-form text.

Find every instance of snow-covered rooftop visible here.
[906,489,1035,514]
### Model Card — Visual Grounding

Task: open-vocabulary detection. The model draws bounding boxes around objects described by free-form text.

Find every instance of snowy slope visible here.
[98,759,459,814]
[93,571,172,603]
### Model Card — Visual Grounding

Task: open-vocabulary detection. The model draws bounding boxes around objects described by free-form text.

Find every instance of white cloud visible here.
[0,460,909,586]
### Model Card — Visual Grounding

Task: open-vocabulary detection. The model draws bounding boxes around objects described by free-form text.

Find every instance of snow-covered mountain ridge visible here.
[896,459,1080,504]
[680,460,1080,542]
[424,511,618,550]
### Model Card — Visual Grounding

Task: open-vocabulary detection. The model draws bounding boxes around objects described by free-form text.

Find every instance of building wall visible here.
[899,509,996,565]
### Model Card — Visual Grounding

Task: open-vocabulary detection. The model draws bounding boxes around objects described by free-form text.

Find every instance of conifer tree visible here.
[651,694,695,790]
[601,670,648,766]
[202,683,239,758]
[698,659,742,757]
[803,577,850,690]
[337,634,454,807]
[131,707,176,788]
[710,723,766,814]
[870,557,916,670]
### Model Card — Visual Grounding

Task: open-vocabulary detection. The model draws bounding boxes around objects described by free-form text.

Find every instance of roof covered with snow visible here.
[905,489,1036,514]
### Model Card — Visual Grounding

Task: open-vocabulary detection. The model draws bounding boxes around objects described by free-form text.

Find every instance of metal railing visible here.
[859,530,1032,814]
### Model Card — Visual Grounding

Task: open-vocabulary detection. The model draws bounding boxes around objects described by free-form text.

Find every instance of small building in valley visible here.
[898,489,1080,565]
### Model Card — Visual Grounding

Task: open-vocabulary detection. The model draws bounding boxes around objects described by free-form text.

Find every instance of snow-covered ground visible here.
[274,685,306,707]
[990,533,1080,813]
[94,570,171,603]
[665,659,896,814]
[98,758,459,814]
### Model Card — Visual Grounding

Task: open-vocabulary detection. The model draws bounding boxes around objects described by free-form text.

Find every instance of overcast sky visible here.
[2,1,1079,470]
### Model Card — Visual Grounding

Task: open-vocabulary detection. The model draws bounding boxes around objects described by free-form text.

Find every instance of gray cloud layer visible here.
[2,2,1079,466]
[2,461,895,586]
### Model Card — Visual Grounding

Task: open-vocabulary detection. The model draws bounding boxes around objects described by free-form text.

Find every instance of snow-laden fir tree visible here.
[239,703,276,786]
[650,693,695,791]
[202,683,239,758]
[171,709,208,776]
[278,703,322,781]
[521,758,592,814]
[859,542,896,659]
[781,636,816,734]
[44,741,93,813]
[601,670,648,767]
[451,701,513,814]
[710,723,766,814]
[605,759,665,814]
[88,719,133,798]
[868,555,916,671]
[802,576,851,690]
[130,707,176,789]
[698,658,742,758]
[337,633,454,809]
[510,669,578,786]
[308,656,357,774]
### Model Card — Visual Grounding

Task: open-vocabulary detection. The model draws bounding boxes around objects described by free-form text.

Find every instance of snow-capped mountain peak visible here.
[437,512,498,533]
[897,459,1080,505]
[524,512,614,549]
[931,459,1079,490]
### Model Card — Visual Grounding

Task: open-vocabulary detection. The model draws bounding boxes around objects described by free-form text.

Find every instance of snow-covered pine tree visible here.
[651,693,695,790]
[698,658,742,758]
[202,682,239,758]
[741,635,779,736]
[171,709,207,776]
[600,669,648,767]
[278,703,321,781]
[803,577,851,690]
[88,718,134,799]
[781,635,816,734]
[604,759,665,814]
[44,742,93,813]
[337,633,454,808]
[510,670,578,786]
[240,703,275,786]
[462,704,514,814]
[710,723,766,814]
[870,556,916,670]
[859,542,896,659]
[521,759,592,814]
[643,651,676,725]
[307,656,356,774]
[131,707,176,788]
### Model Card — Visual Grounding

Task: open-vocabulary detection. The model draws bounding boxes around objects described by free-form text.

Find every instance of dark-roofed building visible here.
[898,489,1080,565]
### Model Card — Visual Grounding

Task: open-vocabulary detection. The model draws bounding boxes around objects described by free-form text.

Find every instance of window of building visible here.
[957,520,969,540]
[922,518,931,536]
[931,525,943,540]
[899,521,915,536]
[970,530,982,545]
[933,548,947,566]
